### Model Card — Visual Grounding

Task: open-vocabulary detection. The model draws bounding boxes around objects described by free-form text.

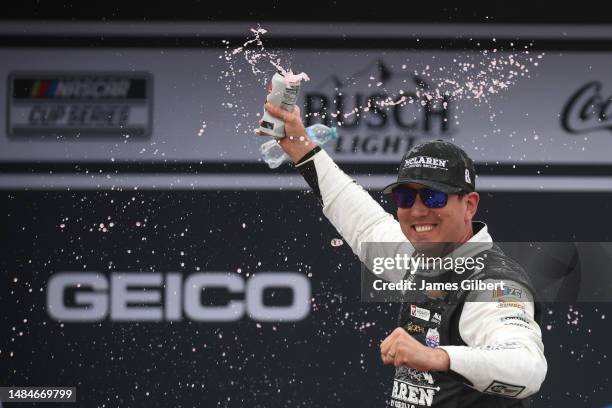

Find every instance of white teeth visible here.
[415,225,434,233]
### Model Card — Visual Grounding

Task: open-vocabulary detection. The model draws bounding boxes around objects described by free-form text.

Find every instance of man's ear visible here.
[465,192,480,222]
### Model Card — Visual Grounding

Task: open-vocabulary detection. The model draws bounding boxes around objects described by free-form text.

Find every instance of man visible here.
[260,102,547,407]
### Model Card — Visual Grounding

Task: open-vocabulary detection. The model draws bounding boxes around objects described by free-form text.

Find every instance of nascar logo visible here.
[8,72,151,138]
[14,78,137,99]
[492,286,523,299]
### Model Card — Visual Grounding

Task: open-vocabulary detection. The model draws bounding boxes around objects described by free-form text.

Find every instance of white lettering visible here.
[54,79,131,98]
[46,272,311,322]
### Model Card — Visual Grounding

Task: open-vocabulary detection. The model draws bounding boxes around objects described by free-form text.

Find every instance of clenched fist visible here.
[380,327,450,372]
[257,102,316,163]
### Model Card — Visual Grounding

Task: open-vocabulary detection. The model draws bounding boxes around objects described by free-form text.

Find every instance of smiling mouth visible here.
[413,224,436,233]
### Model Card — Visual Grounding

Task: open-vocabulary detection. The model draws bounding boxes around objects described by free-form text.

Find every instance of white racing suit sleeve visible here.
[439,280,547,399]
[295,148,411,282]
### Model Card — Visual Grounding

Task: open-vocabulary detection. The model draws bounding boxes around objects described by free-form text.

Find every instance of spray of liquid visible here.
[219,26,309,136]
[219,27,544,142]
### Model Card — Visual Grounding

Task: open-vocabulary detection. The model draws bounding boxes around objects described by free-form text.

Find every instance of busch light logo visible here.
[303,60,455,157]
[561,81,612,134]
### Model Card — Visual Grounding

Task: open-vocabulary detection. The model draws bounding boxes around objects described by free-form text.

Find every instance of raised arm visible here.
[262,102,410,281]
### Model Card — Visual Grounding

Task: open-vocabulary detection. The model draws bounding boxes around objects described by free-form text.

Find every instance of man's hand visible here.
[380,327,450,372]
[258,102,316,163]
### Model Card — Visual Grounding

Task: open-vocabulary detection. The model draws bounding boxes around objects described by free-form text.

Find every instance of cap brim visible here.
[382,179,463,194]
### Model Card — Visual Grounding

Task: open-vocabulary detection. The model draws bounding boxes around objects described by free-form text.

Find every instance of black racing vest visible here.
[387,237,541,408]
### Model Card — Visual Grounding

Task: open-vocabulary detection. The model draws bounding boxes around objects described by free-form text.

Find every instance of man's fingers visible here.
[380,329,414,367]
[381,341,396,365]
[380,327,405,354]
[392,343,405,367]
[265,102,302,124]
[388,341,399,360]
[264,102,291,122]
[381,338,404,366]
[380,332,397,355]
[381,352,394,365]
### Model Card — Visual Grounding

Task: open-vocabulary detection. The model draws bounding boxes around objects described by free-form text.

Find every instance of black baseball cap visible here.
[383,140,476,194]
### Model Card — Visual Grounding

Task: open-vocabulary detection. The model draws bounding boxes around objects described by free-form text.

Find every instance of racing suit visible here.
[294,147,547,407]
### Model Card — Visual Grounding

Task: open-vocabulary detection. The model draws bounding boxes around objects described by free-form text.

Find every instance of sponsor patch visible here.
[410,304,431,321]
[484,381,526,398]
[475,342,522,351]
[502,322,532,329]
[496,301,526,312]
[405,156,448,171]
[405,321,426,335]
[425,328,440,348]
[500,315,531,325]
[431,312,442,325]
[492,286,523,299]
[424,290,448,301]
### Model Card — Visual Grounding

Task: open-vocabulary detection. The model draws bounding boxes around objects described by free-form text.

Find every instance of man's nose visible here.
[410,194,430,216]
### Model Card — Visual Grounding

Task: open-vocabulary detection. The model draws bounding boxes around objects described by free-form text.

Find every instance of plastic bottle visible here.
[260,124,338,169]
[306,123,338,145]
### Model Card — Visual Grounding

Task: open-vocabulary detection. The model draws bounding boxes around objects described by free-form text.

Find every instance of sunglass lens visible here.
[421,188,448,208]
[392,187,416,208]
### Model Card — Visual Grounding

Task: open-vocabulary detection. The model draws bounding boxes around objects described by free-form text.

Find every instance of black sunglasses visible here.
[392,186,450,209]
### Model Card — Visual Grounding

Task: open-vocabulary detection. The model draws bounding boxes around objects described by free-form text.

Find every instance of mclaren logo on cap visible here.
[405,156,448,171]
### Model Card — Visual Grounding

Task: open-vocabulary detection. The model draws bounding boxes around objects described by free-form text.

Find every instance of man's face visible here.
[396,183,480,245]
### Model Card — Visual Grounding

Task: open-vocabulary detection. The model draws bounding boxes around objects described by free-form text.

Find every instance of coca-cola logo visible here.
[561,81,612,134]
